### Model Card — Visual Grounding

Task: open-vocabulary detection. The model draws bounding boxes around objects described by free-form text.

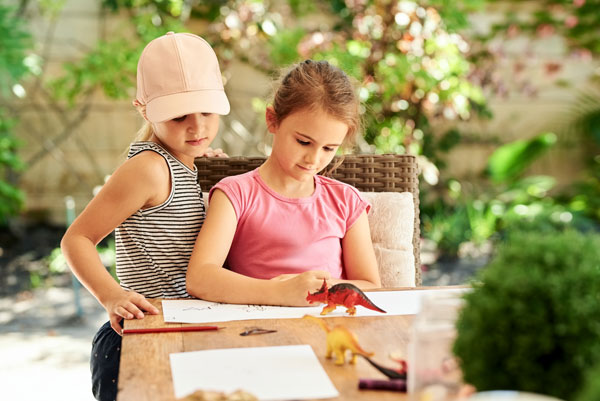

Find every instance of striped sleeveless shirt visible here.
[114,141,205,298]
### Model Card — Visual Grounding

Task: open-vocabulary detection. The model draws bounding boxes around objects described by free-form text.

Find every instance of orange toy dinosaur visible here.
[303,315,374,365]
[306,280,387,316]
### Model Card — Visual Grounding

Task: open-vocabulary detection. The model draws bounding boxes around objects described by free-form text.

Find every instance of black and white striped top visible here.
[114,141,205,298]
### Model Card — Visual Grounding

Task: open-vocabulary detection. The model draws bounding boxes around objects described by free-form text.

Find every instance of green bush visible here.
[453,229,600,401]
[576,361,600,401]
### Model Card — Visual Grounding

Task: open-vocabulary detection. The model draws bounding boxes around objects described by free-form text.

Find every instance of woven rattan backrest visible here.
[195,154,421,285]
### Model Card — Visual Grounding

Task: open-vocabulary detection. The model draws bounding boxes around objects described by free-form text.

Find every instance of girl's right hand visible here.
[273,270,331,306]
[103,290,160,335]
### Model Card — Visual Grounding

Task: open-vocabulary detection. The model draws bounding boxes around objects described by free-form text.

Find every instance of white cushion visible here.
[203,191,416,287]
[360,192,415,288]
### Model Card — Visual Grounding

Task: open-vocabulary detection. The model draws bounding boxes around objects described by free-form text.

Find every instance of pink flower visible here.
[565,15,578,28]
[536,24,555,38]
[573,0,585,8]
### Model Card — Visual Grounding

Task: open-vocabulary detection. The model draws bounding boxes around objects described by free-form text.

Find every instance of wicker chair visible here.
[195,154,421,285]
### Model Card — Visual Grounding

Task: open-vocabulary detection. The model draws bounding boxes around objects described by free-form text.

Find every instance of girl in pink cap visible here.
[187,60,381,306]
[60,32,230,401]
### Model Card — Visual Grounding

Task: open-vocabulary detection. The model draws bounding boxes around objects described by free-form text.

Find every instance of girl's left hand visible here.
[202,147,228,158]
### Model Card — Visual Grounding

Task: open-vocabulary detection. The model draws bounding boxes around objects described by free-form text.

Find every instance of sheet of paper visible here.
[163,288,468,324]
[169,344,339,400]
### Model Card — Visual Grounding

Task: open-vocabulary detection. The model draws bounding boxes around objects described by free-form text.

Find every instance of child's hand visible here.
[275,270,331,306]
[103,289,160,335]
[202,147,229,158]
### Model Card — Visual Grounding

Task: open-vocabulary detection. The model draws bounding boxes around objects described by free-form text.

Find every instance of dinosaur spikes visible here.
[319,279,328,292]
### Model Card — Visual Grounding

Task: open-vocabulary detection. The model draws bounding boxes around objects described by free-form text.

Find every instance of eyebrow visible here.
[296,132,342,147]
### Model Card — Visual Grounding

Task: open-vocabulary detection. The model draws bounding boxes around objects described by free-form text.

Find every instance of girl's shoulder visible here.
[128,141,166,158]
[316,174,362,198]
[114,147,170,189]
[215,169,257,189]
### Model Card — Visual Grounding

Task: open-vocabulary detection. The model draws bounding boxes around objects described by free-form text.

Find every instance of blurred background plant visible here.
[0,2,31,225]
[454,229,600,400]
[576,361,600,401]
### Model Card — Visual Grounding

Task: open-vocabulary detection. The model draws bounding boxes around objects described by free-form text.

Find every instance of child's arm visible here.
[186,190,330,306]
[61,152,165,333]
[337,211,382,289]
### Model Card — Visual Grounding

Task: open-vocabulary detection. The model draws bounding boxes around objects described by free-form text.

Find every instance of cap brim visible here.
[146,90,230,123]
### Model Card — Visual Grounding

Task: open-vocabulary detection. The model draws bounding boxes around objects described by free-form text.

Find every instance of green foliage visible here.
[267,28,306,67]
[50,2,186,104]
[49,38,140,105]
[486,132,557,183]
[98,237,117,281]
[44,237,117,285]
[576,361,600,401]
[245,0,490,158]
[453,229,600,400]
[0,3,32,96]
[0,3,30,224]
[485,0,600,54]
[421,133,571,256]
[562,89,600,223]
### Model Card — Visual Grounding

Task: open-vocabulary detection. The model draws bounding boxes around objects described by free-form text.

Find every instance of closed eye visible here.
[172,115,187,122]
[296,139,310,146]
[323,146,336,152]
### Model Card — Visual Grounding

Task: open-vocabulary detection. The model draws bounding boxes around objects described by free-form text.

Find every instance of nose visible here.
[303,148,320,167]
[186,113,205,132]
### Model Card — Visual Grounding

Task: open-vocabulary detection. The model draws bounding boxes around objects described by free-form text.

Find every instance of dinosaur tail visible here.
[302,314,330,333]
[358,294,387,314]
[361,356,406,380]
[349,333,375,357]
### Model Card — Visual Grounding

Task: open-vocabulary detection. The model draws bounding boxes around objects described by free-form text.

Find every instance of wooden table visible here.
[118,295,414,401]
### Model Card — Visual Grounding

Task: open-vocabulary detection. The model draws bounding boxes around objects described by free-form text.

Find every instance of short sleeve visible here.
[345,187,371,230]
[210,176,243,219]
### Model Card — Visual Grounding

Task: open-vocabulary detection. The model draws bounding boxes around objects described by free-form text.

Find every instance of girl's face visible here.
[267,106,348,181]
[151,113,219,169]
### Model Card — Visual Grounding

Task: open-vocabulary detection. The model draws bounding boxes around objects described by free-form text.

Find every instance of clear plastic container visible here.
[408,292,465,401]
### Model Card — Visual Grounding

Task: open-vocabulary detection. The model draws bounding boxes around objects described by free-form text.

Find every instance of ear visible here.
[265,106,279,134]
[132,99,150,122]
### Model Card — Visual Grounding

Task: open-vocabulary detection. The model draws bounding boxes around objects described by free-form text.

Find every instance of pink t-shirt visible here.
[210,169,370,280]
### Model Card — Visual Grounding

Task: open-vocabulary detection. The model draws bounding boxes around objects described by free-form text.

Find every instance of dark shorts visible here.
[91,321,122,401]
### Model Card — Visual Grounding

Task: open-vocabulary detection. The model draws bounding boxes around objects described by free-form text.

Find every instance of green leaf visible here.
[486,132,557,183]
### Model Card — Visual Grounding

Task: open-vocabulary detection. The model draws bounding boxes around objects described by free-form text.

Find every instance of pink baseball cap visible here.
[135,32,230,123]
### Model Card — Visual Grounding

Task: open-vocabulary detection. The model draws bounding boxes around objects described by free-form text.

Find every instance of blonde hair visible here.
[134,121,154,142]
[271,60,361,151]
[133,104,155,142]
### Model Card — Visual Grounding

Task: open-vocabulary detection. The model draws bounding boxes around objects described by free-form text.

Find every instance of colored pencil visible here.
[122,326,221,334]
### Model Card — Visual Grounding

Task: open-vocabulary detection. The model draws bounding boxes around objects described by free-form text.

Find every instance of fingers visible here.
[124,303,145,319]
[137,297,160,315]
[106,291,158,321]
[115,305,136,320]
[125,293,159,318]
[110,316,123,336]
[202,148,229,158]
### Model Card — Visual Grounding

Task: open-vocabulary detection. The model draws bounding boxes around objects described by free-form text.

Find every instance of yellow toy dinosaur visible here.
[303,315,374,365]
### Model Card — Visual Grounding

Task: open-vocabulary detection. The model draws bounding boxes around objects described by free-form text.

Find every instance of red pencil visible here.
[122,325,221,334]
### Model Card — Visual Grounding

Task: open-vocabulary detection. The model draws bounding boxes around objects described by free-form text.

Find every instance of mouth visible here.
[186,138,207,146]
[297,165,316,173]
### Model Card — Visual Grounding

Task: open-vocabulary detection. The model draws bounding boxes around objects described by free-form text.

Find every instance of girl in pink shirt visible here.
[187,60,381,306]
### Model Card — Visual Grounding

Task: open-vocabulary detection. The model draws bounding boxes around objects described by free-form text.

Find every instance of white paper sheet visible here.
[163,288,468,324]
[169,344,339,400]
